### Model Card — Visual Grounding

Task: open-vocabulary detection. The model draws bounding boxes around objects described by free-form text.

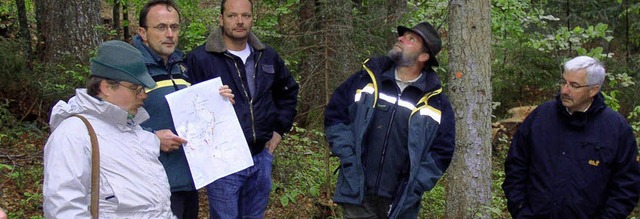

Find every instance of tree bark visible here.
[385,0,407,46]
[122,1,130,41]
[113,0,121,40]
[34,0,101,65]
[15,0,31,59]
[445,0,493,218]
[297,0,355,128]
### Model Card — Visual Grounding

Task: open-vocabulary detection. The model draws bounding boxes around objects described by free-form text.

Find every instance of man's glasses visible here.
[558,79,590,90]
[118,82,145,95]
[147,24,180,33]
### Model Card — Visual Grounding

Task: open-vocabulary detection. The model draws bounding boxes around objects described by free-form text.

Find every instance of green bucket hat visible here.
[90,40,156,88]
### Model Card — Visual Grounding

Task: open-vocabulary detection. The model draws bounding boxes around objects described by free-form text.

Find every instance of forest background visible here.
[0,0,639,218]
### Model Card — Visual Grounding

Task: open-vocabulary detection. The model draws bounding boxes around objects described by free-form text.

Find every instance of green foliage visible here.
[95,24,119,38]
[180,21,208,52]
[529,23,613,57]
[420,178,447,217]
[251,0,298,50]
[270,124,338,217]
[1,96,45,217]
[490,0,627,117]
[602,72,635,112]
[176,1,216,52]
[0,1,12,15]
[491,0,560,115]
[628,105,640,145]
[3,164,44,219]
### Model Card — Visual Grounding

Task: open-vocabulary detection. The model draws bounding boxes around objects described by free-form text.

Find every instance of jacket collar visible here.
[555,92,606,128]
[132,35,184,66]
[205,27,266,53]
[49,89,150,132]
[364,56,442,93]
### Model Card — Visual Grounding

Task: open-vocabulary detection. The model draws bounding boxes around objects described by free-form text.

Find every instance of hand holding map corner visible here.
[165,77,253,189]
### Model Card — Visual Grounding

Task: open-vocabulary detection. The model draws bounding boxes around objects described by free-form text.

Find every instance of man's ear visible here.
[418,52,429,63]
[138,27,148,42]
[98,80,114,99]
[218,15,223,27]
[589,84,601,98]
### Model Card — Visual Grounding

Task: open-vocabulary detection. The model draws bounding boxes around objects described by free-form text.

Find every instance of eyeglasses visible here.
[118,82,145,95]
[147,24,180,33]
[558,79,590,90]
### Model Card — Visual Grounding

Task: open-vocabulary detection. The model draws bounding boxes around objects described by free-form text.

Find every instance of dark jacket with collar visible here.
[185,27,299,155]
[324,56,456,218]
[132,35,195,192]
[502,93,640,218]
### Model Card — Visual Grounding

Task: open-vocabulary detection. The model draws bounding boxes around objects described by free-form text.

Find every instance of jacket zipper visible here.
[225,52,262,144]
[166,61,180,91]
[374,91,399,193]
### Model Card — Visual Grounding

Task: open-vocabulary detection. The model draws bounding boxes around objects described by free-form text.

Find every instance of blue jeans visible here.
[206,149,273,219]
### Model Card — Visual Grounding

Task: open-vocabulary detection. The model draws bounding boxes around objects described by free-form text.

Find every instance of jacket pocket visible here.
[99,177,118,212]
[336,154,362,198]
[261,64,275,74]
[575,142,613,188]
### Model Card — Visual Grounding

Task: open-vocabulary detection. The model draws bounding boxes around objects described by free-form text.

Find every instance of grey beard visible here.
[388,49,415,67]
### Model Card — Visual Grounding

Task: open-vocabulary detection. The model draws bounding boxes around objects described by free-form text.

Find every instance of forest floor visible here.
[0,125,338,219]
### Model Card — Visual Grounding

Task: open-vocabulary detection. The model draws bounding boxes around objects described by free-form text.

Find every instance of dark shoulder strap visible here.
[72,114,100,218]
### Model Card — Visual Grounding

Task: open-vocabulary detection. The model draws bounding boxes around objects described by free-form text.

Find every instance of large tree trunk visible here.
[445,0,493,218]
[34,0,101,65]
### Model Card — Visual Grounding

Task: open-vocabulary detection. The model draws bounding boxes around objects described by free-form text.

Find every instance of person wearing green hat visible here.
[43,40,176,218]
[324,21,455,219]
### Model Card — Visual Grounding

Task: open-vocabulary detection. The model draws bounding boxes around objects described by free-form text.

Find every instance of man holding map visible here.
[185,0,299,217]
[133,0,234,218]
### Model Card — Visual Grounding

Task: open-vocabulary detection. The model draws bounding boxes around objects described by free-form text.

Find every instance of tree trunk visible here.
[113,0,121,40]
[297,0,355,129]
[34,0,101,65]
[385,0,407,46]
[445,0,493,218]
[15,0,31,59]
[122,1,130,41]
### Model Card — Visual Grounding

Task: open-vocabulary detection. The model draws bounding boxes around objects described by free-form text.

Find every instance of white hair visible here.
[563,56,606,87]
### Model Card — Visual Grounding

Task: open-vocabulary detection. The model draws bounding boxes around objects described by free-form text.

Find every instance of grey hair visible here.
[563,56,606,87]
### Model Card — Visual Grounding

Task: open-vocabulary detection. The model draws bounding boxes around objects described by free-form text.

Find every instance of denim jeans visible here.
[206,149,273,219]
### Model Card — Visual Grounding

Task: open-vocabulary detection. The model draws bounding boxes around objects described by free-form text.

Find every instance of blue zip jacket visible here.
[132,35,196,192]
[185,27,298,155]
[324,56,455,218]
[503,93,640,218]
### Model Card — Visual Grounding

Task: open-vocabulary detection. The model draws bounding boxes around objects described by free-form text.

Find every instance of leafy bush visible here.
[270,124,339,218]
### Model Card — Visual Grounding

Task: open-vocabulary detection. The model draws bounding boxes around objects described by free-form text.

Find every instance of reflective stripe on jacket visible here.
[132,35,196,192]
[324,56,455,218]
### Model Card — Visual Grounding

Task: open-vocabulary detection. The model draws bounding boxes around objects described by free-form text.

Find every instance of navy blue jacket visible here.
[185,27,298,155]
[324,56,455,218]
[503,93,640,218]
[132,35,196,192]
